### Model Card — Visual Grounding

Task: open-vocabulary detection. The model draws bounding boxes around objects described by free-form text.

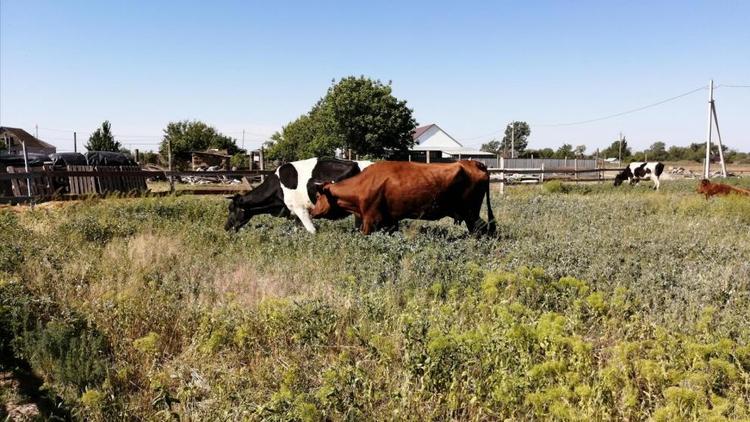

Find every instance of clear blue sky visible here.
[1,0,749,153]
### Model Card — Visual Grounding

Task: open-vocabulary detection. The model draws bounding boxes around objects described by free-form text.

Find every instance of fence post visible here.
[499,157,505,195]
[574,158,578,184]
[21,140,33,201]
[259,147,266,182]
[167,138,175,193]
[541,163,545,183]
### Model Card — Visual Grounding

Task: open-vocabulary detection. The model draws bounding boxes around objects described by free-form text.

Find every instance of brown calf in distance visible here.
[311,160,496,235]
[697,179,750,199]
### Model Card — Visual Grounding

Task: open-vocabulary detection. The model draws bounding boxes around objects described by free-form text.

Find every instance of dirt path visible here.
[0,361,70,421]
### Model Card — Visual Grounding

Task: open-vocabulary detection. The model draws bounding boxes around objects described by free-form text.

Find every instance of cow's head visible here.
[309,182,350,221]
[697,179,711,194]
[224,194,250,232]
[613,167,633,186]
[310,182,335,219]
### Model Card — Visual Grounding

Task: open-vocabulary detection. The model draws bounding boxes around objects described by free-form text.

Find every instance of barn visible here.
[409,124,495,163]
[0,126,57,156]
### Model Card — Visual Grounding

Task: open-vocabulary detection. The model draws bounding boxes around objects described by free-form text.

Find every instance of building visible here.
[191,149,231,170]
[409,124,495,163]
[0,126,57,156]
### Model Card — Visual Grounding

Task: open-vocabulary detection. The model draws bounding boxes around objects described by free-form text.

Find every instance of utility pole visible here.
[242,129,245,150]
[73,132,77,153]
[510,121,515,159]
[35,124,39,139]
[618,132,623,165]
[704,79,727,178]
[704,80,714,178]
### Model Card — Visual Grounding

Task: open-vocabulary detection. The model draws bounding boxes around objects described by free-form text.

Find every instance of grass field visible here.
[2,178,750,420]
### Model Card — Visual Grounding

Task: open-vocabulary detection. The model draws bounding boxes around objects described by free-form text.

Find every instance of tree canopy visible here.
[159,120,239,160]
[479,139,502,155]
[86,120,121,152]
[601,137,632,161]
[501,121,531,157]
[266,76,417,161]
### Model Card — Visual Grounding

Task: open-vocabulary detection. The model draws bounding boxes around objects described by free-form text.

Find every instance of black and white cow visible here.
[613,161,665,190]
[224,157,372,233]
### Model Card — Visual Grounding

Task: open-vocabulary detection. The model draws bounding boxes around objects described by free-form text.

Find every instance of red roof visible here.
[411,124,435,141]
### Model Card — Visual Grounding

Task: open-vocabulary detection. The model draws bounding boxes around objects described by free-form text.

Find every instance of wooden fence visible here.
[0,168,273,204]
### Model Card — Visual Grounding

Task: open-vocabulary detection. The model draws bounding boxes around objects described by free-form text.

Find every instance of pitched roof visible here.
[412,123,464,147]
[0,126,56,150]
[411,124,436,141]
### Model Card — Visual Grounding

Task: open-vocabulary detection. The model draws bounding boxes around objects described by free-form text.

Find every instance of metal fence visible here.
[472,157,599,170]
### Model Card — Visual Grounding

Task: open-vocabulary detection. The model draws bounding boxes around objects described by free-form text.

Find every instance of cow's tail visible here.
[485,180,496,236]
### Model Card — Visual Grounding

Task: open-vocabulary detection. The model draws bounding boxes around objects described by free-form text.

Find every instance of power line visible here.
[461,85,710,142]
[717,84,750,88]
[38,126,74,133]
[535,85,708,127]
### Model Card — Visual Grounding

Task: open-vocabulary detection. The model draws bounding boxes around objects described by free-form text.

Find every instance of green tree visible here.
[573,144,587,158]
[159,120,239,161]
[266,111,330,161]
[480,139,502,155]
[86,120,121,152]
[641,141,666,161]
[601,137,632,161]
[500,121,531,157]
[266,76,417,161]
[555,143,574,159]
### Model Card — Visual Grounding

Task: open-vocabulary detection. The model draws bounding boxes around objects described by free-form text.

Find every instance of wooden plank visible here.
[6,167,20,196]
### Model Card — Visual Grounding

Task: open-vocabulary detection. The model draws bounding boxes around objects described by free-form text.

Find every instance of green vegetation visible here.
[159,120,240,164]
[86,120,121,152]
[1,179,749,420]
[266,76,417,161]
[481,121,531,157]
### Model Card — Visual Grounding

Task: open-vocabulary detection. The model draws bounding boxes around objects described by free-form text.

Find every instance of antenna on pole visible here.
[703,80,727,178]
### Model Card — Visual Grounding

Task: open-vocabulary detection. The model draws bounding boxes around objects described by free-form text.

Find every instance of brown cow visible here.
[310,160,496,235]
[697,179,750,199]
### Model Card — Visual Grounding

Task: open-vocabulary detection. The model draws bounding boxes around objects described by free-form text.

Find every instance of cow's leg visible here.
[293,207,317,234]
[360,217,375,235]
[653,177,660,191]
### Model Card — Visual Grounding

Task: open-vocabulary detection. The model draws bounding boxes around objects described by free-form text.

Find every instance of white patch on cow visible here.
[277,157,319,233]
[356,160,373,171]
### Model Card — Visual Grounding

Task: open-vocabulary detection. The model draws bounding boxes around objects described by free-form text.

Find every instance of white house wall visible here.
[416,126,463,149]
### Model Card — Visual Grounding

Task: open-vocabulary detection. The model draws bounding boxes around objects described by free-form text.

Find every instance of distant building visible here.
[191,149,231,170]
[409,124,495,163]
[0,126,57,156]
